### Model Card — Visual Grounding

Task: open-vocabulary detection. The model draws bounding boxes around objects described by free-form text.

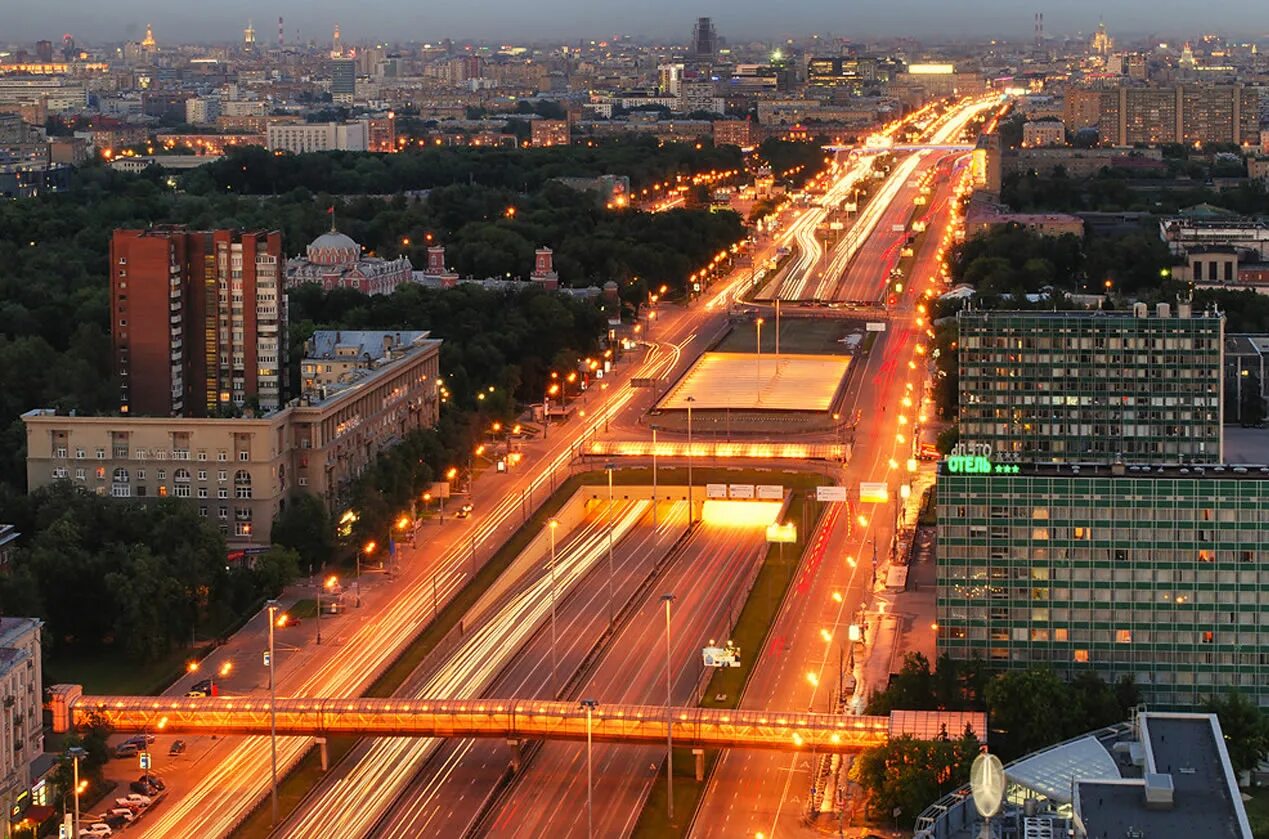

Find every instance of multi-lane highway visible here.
[366,512,764,837]
[689,123,973,839]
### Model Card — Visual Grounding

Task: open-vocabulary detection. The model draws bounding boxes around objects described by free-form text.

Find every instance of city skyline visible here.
[5,2,1269,45]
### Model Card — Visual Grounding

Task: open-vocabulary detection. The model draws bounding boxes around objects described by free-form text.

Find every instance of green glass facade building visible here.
[957,307,1224,464]
[937,463,1269,708]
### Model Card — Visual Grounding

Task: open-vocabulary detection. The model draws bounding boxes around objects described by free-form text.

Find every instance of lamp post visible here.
[605,463,616,626]
[581,698,598,837]
[548,519,560,695]
[661,593,676,821]
[651,427,658,526]
[68,745,86,837]
[358,541,374,607]
[685,396,696,526]
[755,317,765,407]
[266,599,279,826]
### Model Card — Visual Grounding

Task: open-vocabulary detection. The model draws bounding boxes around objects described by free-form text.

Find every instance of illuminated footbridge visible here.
[50,685,983,755]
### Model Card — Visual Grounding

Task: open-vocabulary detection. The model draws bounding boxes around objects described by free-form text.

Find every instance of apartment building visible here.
[957,306,1224,465]
[0,618,43,824]
[111,228,285,418]
[265,120,368,153]
[24,332,441,544]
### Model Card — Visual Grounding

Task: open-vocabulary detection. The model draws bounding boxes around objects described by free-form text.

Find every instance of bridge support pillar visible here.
[316,737,328,771]
[693,748,705,781]
[507,738,523,773]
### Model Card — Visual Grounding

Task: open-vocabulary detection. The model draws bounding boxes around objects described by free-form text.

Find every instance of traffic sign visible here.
[816,485,847,502]
[262,650,271,667]
[756,484,783,500]
[728,484,755,499]
[139,751,151,770]
[860,482,889,503]
[866,322,887,332]
[706,483,728,499]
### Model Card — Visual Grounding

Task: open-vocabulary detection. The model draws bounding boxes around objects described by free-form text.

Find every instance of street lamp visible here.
[317,575,337,645]
[265,599,279,826]
[67,745,87,837]
[604,463,617,625]
[548,519,560,695]
[685,396,696,526]
[661,593,677,821]
[357,541,374,607]
[651,427,659,526]
[581,698,598,838]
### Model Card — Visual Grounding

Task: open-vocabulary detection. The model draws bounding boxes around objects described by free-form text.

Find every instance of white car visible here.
[107,808,136,822]
[79,825,112,837]
[121,793,153,807]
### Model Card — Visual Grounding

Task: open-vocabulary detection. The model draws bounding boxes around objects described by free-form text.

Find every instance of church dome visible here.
[307,229,360,265]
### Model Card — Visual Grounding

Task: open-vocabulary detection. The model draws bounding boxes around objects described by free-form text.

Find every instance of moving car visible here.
[455,503,474,519]
[169,739,186,756]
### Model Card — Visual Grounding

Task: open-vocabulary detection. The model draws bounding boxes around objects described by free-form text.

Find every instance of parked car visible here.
[102,815,128,830]
[139,773,165,790]
[106,809,135,823]
[169,740,186,756]
[115,797,145,813]
[113,742,138,759]
[125,733,156,745]
[121,793,152,807]
[128,780,156,795]
[78,824,112,837]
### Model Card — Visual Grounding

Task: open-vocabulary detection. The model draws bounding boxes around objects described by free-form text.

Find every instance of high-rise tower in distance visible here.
[692,17,717,61]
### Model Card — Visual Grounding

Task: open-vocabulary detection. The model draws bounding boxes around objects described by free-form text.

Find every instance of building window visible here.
[218,471,228,483]
[234,471,252,499]
[1073,527,1089,539]
[197,470,208,481]
[174,468,191,483]
[174,485,191,498]
[1116,629,1132,644]
[75,448,85,459]
[52,467,68,479]
[111,484,131,498]
[198,506,208,518]
[136,469,146,480]
[95,448,105,459]
[112,467,129,483]
[1201,631,1215,644]
[1073,649,1089,663]
[54,447,67,459]
[217,451,228,462]
[239,450,250,462]
[74,468,85,481]
[95,466,106,479]
[156,469,167,480]
[218,489,229,499]
[197,450,208,462]
[217,507,228,520]
[234,522,253,537]
[158,485,167,497]
[197,487,208,499]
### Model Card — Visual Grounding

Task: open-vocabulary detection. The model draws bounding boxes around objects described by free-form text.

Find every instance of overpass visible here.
[50,685,983,755]
[825,144,974,153]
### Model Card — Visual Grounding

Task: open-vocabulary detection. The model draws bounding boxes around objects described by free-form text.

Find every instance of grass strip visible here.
[631,487,826,838]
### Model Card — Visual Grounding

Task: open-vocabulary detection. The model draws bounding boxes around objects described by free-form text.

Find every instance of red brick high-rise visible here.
[111,228,285,417]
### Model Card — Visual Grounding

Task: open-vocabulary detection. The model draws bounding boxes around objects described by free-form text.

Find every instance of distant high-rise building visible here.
[329,58,356,103]
[141,23,156,52]
[110,228,285,417]
[1090,17,1113,56]
[530,119,570,147]
[243,20,256,48]
[35,40,54,62]
[691,17,717,61]
[331,24,342,58]
[1092,84,1259,146]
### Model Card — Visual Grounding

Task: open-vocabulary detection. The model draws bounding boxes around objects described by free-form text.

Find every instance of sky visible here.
[4,1,1264,45]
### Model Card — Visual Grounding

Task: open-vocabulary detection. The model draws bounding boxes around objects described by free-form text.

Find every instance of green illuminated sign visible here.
[945,455,1020,475]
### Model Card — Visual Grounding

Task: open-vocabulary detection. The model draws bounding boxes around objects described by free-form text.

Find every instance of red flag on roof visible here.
[327,205,334,214]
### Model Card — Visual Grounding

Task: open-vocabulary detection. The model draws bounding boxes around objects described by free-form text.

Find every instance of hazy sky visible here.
[5,1,1264,44]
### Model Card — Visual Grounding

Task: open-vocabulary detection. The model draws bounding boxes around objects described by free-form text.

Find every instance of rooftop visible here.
[656,352,851,412]
[304,329,432,362]
[939,460,1269,481]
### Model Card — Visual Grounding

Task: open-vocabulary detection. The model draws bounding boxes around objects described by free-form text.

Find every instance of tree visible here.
[271,493,335,569]
[851,731,980,823]
[1204,690,1269,776]
[984,667,1074,760]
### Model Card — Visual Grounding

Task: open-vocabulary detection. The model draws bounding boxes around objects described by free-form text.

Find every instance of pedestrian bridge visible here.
[50,686,983,755]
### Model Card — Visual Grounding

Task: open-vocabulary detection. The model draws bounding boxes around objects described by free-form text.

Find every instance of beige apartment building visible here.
[24,332,441,545]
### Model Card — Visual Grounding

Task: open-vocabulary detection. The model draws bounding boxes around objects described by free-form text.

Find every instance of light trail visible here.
[280,501,659,838]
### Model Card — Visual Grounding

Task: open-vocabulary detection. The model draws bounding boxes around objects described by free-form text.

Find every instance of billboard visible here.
[728,484,755,499]
[703,644,741,668]
[757,484,784,500]
[706,483,728,499]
